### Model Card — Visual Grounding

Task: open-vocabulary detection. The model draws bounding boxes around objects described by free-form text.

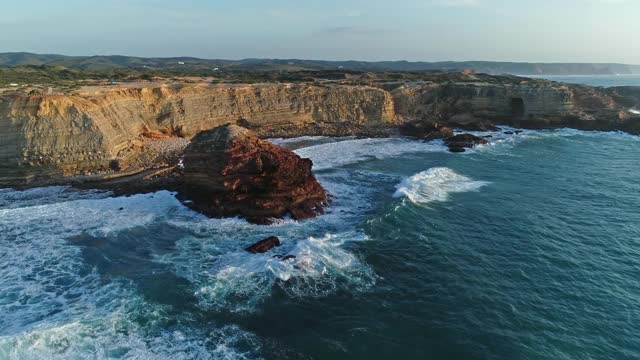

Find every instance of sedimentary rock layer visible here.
[1,74,639,186]
[0,83,397,185]
[179,125,327,224]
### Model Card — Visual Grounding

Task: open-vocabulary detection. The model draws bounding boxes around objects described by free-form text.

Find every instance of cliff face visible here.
[393,82,573,120]
[1,77,639,186]
[0,83,397,185]
[392,81,638,131]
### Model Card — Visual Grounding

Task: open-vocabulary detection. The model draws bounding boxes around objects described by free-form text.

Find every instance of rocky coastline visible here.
[1,72,640,222]
[177,125,327,224]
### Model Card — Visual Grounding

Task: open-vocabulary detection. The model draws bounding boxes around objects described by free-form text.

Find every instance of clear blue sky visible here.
[2,0,639,63]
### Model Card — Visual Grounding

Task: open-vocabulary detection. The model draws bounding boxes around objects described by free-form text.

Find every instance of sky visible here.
[1,0,640,63]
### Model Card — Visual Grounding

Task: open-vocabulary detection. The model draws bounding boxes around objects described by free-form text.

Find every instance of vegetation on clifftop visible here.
[0,63,557,95]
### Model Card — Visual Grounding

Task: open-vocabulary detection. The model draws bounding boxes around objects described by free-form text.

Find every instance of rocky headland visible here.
[178,125,327,224]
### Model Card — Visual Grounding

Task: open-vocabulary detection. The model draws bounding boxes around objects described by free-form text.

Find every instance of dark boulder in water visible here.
[400,120,454,140]
[178,125,328,224]
[514,130,524,134]
[448,146,467,153]
[246,236,281,254]
[444,133,488,153]
[273,254,296,261]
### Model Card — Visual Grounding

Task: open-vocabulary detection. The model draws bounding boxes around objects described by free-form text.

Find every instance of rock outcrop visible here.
[178,125,327,224]
[245,236,281,254]
[399,120,453,140]
[444,134,489,153]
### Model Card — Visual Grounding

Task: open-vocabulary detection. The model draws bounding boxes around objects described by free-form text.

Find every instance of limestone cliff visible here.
[1,75,639,186]
[0,83,397,185]
[392,80,640,132]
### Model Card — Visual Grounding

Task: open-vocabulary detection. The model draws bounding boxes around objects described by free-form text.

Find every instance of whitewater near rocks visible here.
[2,127,640,359]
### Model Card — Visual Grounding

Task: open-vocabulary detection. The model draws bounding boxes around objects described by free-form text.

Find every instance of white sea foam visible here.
[0,189,262,358]
[0,315,260,360]
[150,166,383,314]
[164,229,375,314]
[393,167,489,205]
[293,137,448,170]
[630,109,640,115]
[0,191,187,332]
[268,135,332,146]
[0,186,110,210]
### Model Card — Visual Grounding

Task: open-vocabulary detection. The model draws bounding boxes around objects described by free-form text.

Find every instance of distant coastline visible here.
[1,52,639,76]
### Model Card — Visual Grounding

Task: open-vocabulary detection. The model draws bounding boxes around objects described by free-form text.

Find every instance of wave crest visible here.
[393,167,488,205]
[192,232,375,313]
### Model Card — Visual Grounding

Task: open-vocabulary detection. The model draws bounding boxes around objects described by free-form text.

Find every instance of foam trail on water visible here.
[394,167,489,205]
[0,189,266,358]
[293,137,447,170]
[269,136,332,146]
[630,109,640,115]
[164,230,375,314]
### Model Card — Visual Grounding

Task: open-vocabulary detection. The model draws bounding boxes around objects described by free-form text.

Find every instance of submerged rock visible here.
[178,125,328,224]
[246,236,281,254]
[444,134,489,153]
[273,254,296,261]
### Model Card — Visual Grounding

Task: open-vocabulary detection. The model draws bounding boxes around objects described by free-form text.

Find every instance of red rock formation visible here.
[179,125,327,224]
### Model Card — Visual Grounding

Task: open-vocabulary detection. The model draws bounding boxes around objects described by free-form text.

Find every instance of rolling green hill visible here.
[1,52,639,75]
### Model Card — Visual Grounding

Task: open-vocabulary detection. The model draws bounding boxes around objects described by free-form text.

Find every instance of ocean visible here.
[1,77,640,359]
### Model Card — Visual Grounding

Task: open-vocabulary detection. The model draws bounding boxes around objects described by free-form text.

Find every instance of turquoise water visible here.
[1,128,639,359]
[2,75,640,360]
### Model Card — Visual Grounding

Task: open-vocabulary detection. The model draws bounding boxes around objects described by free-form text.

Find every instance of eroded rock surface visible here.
[2,74,640,187]
[399,120,453,140]
[178,125,327,224]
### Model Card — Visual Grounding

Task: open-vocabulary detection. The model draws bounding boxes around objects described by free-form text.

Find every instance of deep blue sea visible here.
[2,77,640,359]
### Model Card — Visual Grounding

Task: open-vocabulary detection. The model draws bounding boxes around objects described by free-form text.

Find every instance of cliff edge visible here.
[1,73,639,187]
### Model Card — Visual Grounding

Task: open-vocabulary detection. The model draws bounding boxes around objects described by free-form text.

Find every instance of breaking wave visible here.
[159,170,381,314]
[0,190,262,359]
[393,167,489,205]
[0,316,261,360]
[188,232,375,313]
[293,137,448,170]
